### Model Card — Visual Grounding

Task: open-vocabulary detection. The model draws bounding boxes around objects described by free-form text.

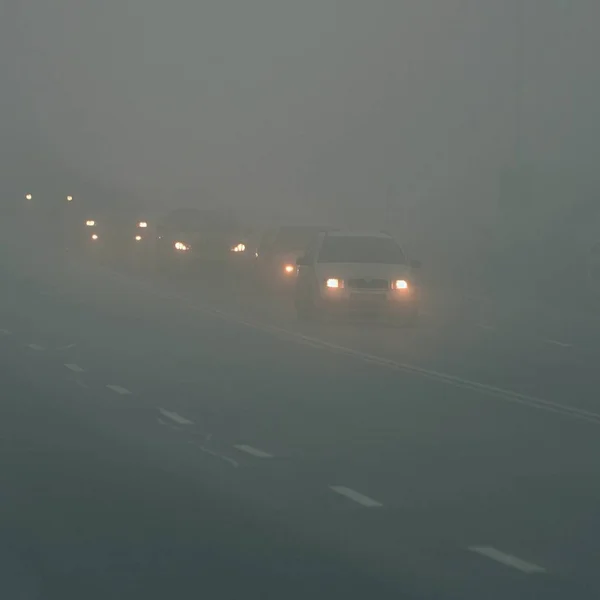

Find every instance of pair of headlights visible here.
[174,242,246,252]
[90,234,142,241]
[325,279,408,289]
[86,220,147,228]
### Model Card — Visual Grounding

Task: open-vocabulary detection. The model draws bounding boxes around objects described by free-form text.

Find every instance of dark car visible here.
[255,225,336,291]
[155,208,250,275]
[76,209,152,267]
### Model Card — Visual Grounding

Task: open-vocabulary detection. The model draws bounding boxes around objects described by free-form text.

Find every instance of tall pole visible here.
[514,0,525,171]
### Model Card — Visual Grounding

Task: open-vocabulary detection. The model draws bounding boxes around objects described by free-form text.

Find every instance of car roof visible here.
[276,225,335,232]
[324,230,392,239]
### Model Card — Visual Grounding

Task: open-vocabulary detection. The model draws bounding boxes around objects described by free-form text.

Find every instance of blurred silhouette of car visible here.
[155,208,251,275]
[294,230,421,323]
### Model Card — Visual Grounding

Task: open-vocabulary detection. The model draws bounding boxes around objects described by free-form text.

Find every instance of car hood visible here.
[315,262,411,281]
[273,251,305,264]
[169,231,244,246]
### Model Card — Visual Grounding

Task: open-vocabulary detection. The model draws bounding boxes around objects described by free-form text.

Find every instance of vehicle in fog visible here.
[155,208,250,274]
[76,209,152,266]
[294,230,421,323]
[255,225,336,290]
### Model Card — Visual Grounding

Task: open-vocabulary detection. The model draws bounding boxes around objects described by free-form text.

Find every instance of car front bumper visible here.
[317,289,418,316]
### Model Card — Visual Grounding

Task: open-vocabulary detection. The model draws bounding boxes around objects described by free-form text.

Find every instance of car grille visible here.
[347,278,389,290]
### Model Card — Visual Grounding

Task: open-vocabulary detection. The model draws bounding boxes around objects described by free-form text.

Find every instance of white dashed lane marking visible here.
[189,442,240,468]
[57,343,77,350]
[468,546,546,574]
[329,486,383,508]
[158,408,193,425]
[27,344,44,351]
[542,338,573,348]
[234,444,273,458]
[64,363,84,373]
[106,385,132,395]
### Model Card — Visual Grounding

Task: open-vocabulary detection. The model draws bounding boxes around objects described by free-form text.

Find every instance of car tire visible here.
[295,294,318,322]
[394,306,419,327]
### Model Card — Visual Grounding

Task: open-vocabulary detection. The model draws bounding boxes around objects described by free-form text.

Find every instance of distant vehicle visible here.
[76,209,152,266]
[155,208,250,273]
[255,225,336,289]
[294,230,421,323]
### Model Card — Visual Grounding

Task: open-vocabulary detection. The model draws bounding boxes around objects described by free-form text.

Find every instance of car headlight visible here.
[326,278,343,288]
[86,220,95,227]
[231,243,246,253]
[138,221,148,228]
[174,241,189,251]
[135,235,142,241]
[393,279,408,290]
[284,264,295,274]
[66,195,73,202]
[25,194,32,200]
[91,233,99,240]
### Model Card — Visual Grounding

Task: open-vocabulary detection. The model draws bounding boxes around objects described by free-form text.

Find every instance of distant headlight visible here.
[86,220,95,227]
[138,221,148,228]
[326,278,343,288]
[25,194,32,200]
[231,243,246,252]
[66,195,73,202]
[174,241,189,251]
[91,234,99,240]
[135,235,142,241]
[284,264,295,274]
[393,279,408,290]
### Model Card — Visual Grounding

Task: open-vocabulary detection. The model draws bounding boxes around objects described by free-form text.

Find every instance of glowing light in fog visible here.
[66,195,73,202]
[326,278,341,288]
[394,279,408,289]
[86,220,95,227]
[174,241,189,251]
[25,194,32,200]
[231,243,246,252]
[135,235,142,241]
[138,221,148,228]
[284,264,294,274]
[91,234,99,240]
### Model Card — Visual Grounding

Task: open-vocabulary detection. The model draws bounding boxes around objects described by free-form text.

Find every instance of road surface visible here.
[1,213,599,598]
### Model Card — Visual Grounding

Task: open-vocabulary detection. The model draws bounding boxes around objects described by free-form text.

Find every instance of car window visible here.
[165,209,239,233]
[272,227,325,252]
[317,236,406,264]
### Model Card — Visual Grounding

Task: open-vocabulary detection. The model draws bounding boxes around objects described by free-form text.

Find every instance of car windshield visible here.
[166,210,239,233]
[272,227,325,252]
[318,236,406,264]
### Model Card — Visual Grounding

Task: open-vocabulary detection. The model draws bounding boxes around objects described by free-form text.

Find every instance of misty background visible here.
[2,0,600,285]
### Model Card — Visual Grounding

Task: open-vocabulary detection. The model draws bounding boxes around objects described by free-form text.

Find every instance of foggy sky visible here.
[4,0,600,227]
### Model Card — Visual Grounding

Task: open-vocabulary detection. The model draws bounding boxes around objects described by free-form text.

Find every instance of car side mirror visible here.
[410,259,422,269]
[296,256,310,266]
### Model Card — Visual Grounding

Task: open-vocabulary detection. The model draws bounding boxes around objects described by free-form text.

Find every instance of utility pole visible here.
[514,0,526,171]
[386,184,395,224]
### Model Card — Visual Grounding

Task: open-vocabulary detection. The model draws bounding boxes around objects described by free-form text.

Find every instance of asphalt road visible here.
[2,212,600,599]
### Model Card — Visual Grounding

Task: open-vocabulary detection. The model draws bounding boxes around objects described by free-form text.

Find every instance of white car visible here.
[294,230,421,323]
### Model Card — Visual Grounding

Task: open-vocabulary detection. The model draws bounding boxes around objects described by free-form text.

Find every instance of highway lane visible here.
[139,268,600,413]
[1,248,412,599]
[6,212,600,416]
[2,220,600,597]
